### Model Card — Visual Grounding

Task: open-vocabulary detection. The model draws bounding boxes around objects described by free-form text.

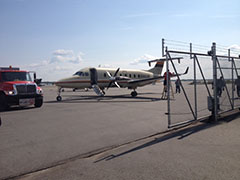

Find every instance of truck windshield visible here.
[1,72,32,82]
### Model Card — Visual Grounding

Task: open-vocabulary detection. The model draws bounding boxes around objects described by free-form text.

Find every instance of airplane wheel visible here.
[131,91,137,97]
[56,96,62,101]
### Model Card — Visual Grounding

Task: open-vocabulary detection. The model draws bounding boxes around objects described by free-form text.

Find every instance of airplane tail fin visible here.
[148,61,164,75]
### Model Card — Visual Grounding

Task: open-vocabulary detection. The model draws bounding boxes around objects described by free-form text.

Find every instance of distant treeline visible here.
[39,81,56,86]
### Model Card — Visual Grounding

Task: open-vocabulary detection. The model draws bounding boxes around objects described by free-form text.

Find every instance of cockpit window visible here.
[74,71,84,76]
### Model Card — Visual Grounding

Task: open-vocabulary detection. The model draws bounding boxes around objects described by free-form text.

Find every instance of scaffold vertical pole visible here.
[162,38,165,57]
[191,43,197,120]
[193,54,197,120]
[212,42,218,121]
[190,43,193,59]
[166,47,171,128]
[230,49,234,108]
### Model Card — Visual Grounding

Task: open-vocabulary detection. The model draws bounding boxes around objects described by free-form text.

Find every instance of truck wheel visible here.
[35,98,43,108]
[0,93,8,111]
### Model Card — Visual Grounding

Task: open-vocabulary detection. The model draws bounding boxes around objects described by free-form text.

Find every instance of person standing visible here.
[162,71,173,99]
[175,79,181,93]
[216,76,225,97]
[235,76,240,97]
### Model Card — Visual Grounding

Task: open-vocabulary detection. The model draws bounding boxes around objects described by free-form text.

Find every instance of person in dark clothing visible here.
[216,76,225,97]
[235,76,240,97]
[175,79,181,93]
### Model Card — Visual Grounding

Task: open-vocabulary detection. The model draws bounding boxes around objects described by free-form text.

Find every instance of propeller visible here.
[106,68,121,89]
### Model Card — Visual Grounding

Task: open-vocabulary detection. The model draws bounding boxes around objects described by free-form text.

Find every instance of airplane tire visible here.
[56,96,62,101]
[131,91,137,97]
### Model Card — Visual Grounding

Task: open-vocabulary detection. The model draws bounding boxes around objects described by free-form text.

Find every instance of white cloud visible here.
[50,49,83,64]
[53,49,74,56]
[228,44,240,51]
[171,13,193,18]
[21,49,84,81]
[130,54,158,65]
[227,44,240,57]
[124,12,161,18]
[211,14,240,19]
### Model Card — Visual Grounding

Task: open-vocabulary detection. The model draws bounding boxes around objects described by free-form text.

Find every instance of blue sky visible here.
[0,0,240,80]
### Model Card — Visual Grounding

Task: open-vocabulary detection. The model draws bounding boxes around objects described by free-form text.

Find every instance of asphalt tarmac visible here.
[0,84,167,180]
[1,84,240,180]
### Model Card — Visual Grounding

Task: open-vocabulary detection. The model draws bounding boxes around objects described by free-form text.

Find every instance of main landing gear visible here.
[131,90,138,97]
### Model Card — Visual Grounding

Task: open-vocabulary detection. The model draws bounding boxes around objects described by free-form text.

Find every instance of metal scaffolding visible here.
[162,39,240,128]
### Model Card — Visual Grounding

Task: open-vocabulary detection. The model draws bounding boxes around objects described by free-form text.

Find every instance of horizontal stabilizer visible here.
[148,57,183,67]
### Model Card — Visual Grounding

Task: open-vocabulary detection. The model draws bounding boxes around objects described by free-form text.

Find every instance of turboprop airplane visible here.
[55,58,188,101]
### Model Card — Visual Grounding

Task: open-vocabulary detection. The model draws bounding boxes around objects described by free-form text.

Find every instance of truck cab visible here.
[0,66,43,110]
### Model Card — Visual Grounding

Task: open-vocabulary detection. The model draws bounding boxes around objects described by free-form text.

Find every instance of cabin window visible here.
[85,72,89,76]
[138,74,140,78]
[125,74,127,77]
[133,74,136,78]
[129,74,132,78]
[104,73,106,77]
[120,74,122,76]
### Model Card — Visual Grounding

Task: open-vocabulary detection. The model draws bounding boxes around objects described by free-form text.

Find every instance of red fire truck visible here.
[0,66,43,110]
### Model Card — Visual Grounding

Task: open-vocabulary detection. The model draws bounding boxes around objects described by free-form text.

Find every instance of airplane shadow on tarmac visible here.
[45,92,164,104]
[94,112,240,163]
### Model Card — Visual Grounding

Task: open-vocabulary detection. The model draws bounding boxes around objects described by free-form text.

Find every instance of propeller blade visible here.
[106,71,112,77]
[106,68,120,90]
[114,82,120,88]
[113,68,120,77]
[107,81,113,90]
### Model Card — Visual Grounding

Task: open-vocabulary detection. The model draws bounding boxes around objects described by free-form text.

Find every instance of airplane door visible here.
[90,68,98,85]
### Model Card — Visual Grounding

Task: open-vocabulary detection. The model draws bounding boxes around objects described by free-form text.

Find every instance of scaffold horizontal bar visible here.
[168,50,240,59]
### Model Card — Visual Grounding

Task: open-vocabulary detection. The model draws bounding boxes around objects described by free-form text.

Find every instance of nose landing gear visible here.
[56,88,62,101]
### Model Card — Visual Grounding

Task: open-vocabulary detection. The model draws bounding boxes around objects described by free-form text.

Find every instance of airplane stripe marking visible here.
[56,80,129,84]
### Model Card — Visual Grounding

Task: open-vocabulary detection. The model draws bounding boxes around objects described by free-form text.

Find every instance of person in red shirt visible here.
[162,71,174,99]
[163,71,173,86]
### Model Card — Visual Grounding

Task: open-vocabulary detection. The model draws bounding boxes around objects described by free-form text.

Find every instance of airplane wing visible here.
[128,76,164,86]
[127,67,189,86]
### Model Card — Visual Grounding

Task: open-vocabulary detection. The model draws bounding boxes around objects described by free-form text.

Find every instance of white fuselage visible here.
[55,67,154,89]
